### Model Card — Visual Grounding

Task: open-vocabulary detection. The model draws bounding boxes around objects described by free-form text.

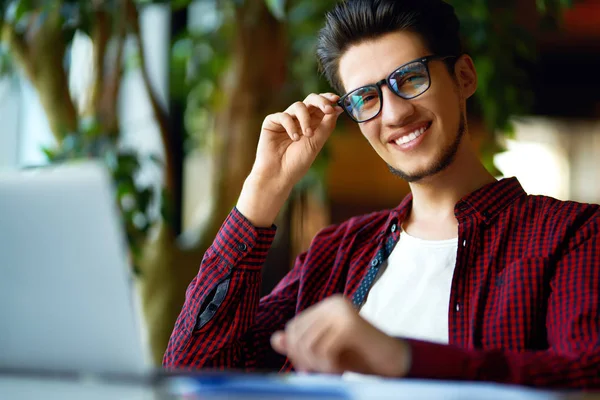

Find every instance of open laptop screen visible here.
[0,162,151,376]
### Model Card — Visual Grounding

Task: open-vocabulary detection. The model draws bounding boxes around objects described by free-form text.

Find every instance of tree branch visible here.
[211,0,288,222]
[2,9,78,141]
[85,7,110,121]
[93,0,129,135]
[128,0,175,199]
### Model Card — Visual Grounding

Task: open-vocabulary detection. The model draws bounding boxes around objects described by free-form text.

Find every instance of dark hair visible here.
[316,0,463,94]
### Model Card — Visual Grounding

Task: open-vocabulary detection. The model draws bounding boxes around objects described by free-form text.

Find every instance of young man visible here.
[164,0,600,388]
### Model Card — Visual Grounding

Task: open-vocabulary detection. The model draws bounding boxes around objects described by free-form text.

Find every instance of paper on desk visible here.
[287,374,583,400]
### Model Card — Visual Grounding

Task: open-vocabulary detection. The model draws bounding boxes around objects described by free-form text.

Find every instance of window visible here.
[0,76,20,168]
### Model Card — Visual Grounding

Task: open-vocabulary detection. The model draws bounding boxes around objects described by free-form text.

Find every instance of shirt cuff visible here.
[212,207,277,271]
[404,339,478,381]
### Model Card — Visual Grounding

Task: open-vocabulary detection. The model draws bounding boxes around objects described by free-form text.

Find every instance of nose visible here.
[380,85,415,126]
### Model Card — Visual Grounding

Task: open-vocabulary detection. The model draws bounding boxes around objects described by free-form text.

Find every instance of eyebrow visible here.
[343,55,429,94]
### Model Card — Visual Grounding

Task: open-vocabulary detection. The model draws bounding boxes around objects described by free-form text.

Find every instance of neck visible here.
[408,140,496,223]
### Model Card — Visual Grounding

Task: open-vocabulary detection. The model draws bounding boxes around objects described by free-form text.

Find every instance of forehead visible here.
[338,31,430,93]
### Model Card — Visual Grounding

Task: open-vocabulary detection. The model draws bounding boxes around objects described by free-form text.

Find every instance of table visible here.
[1,373,599,400]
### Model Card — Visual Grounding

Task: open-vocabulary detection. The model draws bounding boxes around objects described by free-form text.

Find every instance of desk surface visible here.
[1,374,599,400]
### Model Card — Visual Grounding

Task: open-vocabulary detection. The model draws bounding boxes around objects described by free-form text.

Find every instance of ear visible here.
[454,54,477,99]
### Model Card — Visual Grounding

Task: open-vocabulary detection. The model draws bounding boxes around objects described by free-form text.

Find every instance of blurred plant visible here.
[0,0,168,272]
[173,0,338,198]
[0,0,194,363]
[450,0,580,172]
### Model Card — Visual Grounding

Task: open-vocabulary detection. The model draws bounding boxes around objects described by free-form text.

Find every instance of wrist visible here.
[236,175,291,228]
[378,337,412,378]
[396,339,412,377]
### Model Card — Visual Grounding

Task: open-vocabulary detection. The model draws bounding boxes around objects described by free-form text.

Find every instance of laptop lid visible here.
[0,162,152,376]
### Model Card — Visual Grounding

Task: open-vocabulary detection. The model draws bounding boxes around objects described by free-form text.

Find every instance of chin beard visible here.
[388,114,466,183]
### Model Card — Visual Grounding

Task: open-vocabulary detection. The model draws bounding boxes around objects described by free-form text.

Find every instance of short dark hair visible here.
[316,0,463,94]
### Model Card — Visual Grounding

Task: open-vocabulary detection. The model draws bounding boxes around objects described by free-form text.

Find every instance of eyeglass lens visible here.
[342,60,431,122]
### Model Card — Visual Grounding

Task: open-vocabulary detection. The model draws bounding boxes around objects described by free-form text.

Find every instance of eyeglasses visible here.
[337,55,456,123]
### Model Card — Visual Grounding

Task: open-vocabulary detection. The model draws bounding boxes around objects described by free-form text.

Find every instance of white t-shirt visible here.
[342,229,458,381]
[358,228,458,344]
[343,229,458,381]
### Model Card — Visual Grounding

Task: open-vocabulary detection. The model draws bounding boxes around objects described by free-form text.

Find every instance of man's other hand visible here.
[270,295,411,377]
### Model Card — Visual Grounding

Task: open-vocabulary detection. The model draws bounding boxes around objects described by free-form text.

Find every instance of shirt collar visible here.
[378,177,527,236]
[378,192,413,238]
[455,177,526,224]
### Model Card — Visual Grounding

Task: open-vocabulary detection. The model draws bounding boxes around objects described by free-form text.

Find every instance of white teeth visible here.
[394,125,428,146]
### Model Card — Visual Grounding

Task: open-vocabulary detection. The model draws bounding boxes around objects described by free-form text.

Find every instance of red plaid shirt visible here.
[163,178,600,388]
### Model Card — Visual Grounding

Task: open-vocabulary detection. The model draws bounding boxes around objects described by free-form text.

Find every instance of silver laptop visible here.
[0,162,152,376]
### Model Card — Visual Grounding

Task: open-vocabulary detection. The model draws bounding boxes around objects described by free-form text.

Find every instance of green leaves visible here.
[0,45,14,77]
[134,0,193,11]
[2,0,35,33]
[265,0,286,20]
[446,0,574,171]
[537,0,574,13]
[11,0,34,23]
[230,0,287,19]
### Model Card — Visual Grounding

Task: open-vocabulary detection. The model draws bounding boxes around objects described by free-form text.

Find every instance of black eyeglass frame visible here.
[337,55,457,123]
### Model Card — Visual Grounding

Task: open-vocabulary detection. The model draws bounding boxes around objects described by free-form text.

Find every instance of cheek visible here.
[359,124,380,147]
[431,91,461,130]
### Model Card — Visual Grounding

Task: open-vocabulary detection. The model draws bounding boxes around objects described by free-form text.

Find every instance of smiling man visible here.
[164,0,600,388]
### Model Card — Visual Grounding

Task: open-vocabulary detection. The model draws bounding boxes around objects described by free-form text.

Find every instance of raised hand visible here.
[237,93,343,227]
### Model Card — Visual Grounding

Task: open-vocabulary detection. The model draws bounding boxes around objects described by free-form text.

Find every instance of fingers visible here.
[268,112,302,141]
[286,102,314,138]
[296,318,334,372]
[271,297,350,374]
[279,317,343,374]
[303,94,343,147]
[271,331,287,354]
[284,311,329,372]
[285,93,341,137]
[304,93,341,115]
[262,93,343,144]
[313,327,345,374]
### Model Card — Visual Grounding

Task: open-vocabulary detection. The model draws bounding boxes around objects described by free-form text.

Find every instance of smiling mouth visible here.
[391,122,432,146]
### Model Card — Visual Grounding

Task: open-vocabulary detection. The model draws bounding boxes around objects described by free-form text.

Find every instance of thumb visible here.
[323,106,344,127]
[270,331,288,355]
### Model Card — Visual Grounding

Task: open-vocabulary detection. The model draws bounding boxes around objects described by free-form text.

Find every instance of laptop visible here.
[0,162,152,377]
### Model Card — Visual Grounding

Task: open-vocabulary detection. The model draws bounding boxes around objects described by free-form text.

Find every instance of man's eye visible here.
[402,75,426,85]
[362,94,377,103]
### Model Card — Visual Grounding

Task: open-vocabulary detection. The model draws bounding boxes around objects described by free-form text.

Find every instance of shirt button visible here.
[456,303,461,312]
[391,224,397,233]
[237,243,247,251]
[462,240,467,247]
[371,259,379,267]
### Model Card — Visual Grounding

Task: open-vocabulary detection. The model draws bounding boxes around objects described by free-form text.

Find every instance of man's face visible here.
[338,31,471,182]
